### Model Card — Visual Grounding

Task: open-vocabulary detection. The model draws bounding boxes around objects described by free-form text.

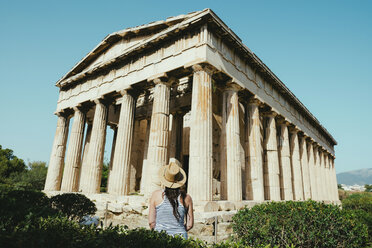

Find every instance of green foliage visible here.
[365,184,372,192]
[1,216,208,248]
[100,161,109,192]
[8,161,48,190]
[231,200,368,248]
[0,145,47,190]
[50,193,97,221]
[342,192,372,240]
[0,145,26,183]
[0,186,55,230]
[338,184,344,190]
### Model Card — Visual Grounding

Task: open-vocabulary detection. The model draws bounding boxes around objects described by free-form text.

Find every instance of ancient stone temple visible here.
[44,9,339,209]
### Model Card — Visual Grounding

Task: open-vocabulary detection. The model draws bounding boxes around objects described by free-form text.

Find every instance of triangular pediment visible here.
[56,10,205,85]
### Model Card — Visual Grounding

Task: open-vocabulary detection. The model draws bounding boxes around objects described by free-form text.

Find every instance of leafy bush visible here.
[0,145,26,184]
[50,193,97,221]
[0,216,207,248]
[8,161,48,190]
[0,186,55,229]
[342,192,372,240]
[232,200,368,248]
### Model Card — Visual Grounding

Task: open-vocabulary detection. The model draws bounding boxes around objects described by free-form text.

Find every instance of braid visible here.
[164,187,181,221]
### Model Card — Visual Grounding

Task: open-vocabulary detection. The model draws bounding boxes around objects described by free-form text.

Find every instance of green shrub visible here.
[0,187,55,229]
[0,216,207,248]
[232,200,368,248]
[50,193,97,221]
[342,192,372,239]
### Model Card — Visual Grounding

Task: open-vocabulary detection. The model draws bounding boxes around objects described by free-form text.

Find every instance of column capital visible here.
[276,116,290,126]
[288,125,299,134]
[117,87,141,99]
[54,110,69,118]
[262,110,278,118]
[224,81,243,92]
[93,97,112,106]
[117,87,132,96]
[247,97,262,106]
[147,72,168,83]
[306,137,315,144]
[171,108,188,117]
[72,104,90,113]
[191,63,216,76]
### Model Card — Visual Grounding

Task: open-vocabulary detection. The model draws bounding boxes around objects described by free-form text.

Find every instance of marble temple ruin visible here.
[44,9,339,208]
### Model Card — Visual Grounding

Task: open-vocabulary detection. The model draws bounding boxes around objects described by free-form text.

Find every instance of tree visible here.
[10,161,48,190]
[0,145,26,184]
[100,161,109,192]
[365,184,372,192]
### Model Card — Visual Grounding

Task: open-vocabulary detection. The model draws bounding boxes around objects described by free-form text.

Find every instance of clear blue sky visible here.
[0,0,371,173]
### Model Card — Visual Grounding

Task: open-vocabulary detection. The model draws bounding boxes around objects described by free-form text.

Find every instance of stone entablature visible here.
[45,9,339,206]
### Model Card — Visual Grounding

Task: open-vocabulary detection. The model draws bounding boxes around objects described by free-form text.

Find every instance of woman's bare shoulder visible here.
[184,193,193,203]
[151,189,163,197]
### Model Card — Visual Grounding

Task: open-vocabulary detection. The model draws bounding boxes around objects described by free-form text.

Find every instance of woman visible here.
[148,159,194,238]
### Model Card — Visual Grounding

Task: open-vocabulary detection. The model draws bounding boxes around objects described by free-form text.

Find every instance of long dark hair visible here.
[164,187,187,222]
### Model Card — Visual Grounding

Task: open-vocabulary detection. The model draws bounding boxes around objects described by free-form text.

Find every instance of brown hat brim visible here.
[158,165,187,189]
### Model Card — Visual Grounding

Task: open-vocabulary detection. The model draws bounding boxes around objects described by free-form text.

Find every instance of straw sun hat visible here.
[158,159,187,189]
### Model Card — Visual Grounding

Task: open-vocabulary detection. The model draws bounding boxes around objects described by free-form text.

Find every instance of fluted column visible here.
[289,127,304,200]
[277,119,293,200]
[324,153,331,201]
[146,77,171,196]
[106,125,117,192]
[140,119,151,194]
[61,106,86,192]
[188,64,214,202]
[79,123,92,191]
[108,90,135,195]
[129,119,146,192]
[299,135,311,200]
[44,112,70,191]
[245,98,264,201]
[331,157,339,202]
[221,83,243,202]
[319,148,327,201]
[263,111,281,201]
[307,139,316,200]
[81,98,108,193]
[169,112,184,162]
[313,145,321,201]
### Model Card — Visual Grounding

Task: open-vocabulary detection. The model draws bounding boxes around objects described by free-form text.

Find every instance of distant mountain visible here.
[337,168,372,185]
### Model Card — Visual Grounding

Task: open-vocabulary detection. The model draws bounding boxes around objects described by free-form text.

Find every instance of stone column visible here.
[107,90,135,195]
[146,77,171,196]
[289,127,304,200]
[221,83,243,202]
[299,135,311,200]
[277,118,293,200]
[81,98,108,193]
[169,112,184,162]
[324,153,331,201]
[263,111,281,201]
[313,145,321,201]
[106,125,117,193]
[319,150,326,201]
[245,98,265,201]
[331,157,339,202]
[129,120,141,193]
[78,122,92,191]
[307,139,316,200]
[129,119,147,192]
[61,106,86,192]
[44,112,70,191]
[140,119,151,194]
[188,64,214,202]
